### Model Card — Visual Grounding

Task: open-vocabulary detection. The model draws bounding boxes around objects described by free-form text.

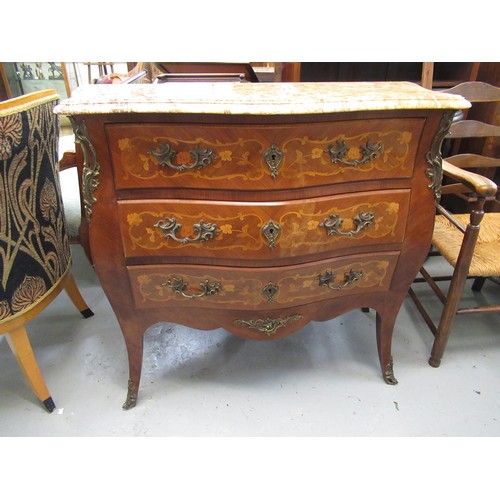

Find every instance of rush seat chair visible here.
[409,81,500,367]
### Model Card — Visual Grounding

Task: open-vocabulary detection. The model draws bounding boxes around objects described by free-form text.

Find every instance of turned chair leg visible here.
[429,260,477,368]
[6,326,56,412]
[64,273,94,318]
[429,271,471,367]
[430,212,482,368]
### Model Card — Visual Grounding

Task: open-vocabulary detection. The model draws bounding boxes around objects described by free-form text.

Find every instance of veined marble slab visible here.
[55,81,470,116]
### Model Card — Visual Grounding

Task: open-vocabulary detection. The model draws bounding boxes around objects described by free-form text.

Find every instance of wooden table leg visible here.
[118,316,147,410]
[375,300,401,385]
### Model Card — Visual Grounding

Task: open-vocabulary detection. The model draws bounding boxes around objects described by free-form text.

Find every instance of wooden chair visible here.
[0,89,93,412]
[439,81,500,209]
[408,81,500,367]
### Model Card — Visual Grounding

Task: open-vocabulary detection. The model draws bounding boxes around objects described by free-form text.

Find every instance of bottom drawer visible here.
[127,252,399,311]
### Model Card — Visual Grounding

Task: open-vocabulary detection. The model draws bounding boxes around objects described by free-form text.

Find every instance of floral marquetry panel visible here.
[118,190,410,262]
[107,119,424,191]
[127,252,399,311]
[0,93,70,322]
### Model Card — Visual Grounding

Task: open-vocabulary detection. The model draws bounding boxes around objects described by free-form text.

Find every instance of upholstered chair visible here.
[0,89,93,412]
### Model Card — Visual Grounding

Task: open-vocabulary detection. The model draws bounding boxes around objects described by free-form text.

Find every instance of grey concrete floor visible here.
[1,244,499,437]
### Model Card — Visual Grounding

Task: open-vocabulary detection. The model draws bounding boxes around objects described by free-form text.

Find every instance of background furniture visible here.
[97,62,261,84]
[0,62,72,100]
[56,82,467,409]
[151,62,259,82]
[83,62,115,83]
[409,82,500,367]
[0,89,93,412]
[295,62,482,88]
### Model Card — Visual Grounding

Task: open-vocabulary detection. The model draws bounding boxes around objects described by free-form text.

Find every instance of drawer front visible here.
[107,119,424,190]
[118,190,410,260]
[127,252,399,311]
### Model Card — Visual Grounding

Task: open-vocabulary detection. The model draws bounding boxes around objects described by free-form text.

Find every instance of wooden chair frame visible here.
[408,162,498,366]
[408,81,500,367]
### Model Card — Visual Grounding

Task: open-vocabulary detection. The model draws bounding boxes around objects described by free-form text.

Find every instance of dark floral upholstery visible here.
[0,92,70,322]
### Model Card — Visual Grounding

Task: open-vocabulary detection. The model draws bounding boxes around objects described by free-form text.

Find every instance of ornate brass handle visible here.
[154,217,218,244]
[162,277,222,299]
[320,211,375,237]
[263,144,284,178]
[149,142,216,171]
[326,140,383,166]
[234,314,303,337]
[319,269,363,290]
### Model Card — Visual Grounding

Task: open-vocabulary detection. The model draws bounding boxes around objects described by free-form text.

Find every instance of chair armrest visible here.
[442,160,497,198]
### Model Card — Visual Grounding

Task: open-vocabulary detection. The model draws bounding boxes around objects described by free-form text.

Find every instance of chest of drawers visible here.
[55,82,468,409]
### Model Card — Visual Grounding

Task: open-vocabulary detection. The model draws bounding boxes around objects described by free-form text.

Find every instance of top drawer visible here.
[106,118,424,191]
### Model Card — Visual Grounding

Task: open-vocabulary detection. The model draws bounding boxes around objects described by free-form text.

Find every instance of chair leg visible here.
[429,258,475,368]
[430,209,484,368]
[471,276,486,292]
[5,327,56,412]
[64,272,94,318]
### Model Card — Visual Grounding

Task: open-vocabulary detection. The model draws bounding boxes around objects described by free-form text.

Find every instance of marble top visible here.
[55,81,470,116]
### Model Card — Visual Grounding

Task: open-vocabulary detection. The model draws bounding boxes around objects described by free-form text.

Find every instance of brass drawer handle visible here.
[234,314,303,337]
[154,217,218,244]
[149,142,216,171]
[263,144,284,178]
[320,211,375,237]
[326,140,383,166]
[162,277,222,299]
[319,269,363,291]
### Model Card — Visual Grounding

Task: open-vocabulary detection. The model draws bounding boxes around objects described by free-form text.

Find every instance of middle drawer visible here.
[118,190,410,262]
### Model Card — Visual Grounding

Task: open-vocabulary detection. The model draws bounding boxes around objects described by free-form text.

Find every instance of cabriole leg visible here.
[375,307,399,385]
[119,318,146,410]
